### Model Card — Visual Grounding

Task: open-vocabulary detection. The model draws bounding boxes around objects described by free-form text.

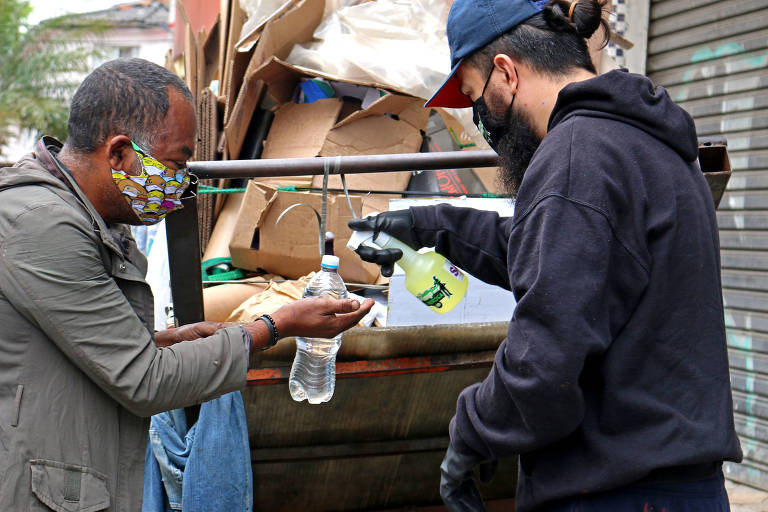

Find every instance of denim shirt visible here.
[142,391,252,511]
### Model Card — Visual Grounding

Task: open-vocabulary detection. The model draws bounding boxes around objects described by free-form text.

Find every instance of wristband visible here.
[257,314,279,348]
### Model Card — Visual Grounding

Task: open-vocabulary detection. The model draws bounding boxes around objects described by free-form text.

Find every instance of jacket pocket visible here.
[29,459,110,512]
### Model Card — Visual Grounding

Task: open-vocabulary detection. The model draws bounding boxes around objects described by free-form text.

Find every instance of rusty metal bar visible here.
[187,150,500,179]
[246,350,497,386]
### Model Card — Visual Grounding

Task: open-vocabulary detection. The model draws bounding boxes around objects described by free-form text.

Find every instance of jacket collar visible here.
[34,137,125,258]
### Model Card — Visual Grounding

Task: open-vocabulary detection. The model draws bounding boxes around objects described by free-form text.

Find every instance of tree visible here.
[0,0,105,155]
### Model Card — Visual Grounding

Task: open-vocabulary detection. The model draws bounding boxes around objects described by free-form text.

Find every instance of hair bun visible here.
[549,0,609,43]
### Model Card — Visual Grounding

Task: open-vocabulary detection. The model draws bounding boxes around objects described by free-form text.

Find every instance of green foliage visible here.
[0,0,107,153]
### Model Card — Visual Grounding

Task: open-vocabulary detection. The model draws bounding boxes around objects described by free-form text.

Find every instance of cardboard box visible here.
[224,0,431,194]
[229,182,379,284]
[386,198,517,327]
[251,56,430,202]
[254,57,429,159]
[224,0,324,158]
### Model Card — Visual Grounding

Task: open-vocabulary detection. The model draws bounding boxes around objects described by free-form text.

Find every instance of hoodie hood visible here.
[549,70,699,163]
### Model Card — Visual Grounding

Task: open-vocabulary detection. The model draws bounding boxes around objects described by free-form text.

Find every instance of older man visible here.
[0,58,372,511]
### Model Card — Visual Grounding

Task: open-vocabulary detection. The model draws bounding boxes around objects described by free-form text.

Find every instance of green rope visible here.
[198,184,247,194]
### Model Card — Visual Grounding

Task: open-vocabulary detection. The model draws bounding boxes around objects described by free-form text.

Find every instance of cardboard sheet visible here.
[262,98,343,159]
[229,182,379,283]
[202,192,245,262]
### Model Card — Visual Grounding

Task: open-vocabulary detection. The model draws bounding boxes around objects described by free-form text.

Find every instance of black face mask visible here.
[470,65,542,197]
[471,67,513,152]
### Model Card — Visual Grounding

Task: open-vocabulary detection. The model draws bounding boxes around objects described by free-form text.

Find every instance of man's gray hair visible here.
[66,58,193,153]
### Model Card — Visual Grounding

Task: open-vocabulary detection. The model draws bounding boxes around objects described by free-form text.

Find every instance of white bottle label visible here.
[444,261,464,282]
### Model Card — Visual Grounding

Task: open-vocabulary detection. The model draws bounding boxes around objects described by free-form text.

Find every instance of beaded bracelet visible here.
[257,314,279,348]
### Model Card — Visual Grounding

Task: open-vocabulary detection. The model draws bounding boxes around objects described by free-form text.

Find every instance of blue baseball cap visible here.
[425,0,548,108]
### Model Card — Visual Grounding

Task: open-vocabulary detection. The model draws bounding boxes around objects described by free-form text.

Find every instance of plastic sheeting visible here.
[286,0,452,102]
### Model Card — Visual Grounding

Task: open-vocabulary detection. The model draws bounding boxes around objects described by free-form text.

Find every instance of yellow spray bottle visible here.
[347,227,468,314]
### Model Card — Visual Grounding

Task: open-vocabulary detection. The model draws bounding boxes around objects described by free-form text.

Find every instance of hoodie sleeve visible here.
[449,194,649,458]
[0,202,248,417]
[410,204,515,289]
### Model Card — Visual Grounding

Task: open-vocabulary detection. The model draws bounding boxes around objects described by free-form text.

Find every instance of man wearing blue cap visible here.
[350,0,742,511]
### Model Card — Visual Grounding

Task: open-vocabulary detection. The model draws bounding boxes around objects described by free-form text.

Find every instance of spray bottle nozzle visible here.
[347,230,377,251]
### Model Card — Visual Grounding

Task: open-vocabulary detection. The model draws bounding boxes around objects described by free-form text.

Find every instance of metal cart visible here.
[166,141,731,511]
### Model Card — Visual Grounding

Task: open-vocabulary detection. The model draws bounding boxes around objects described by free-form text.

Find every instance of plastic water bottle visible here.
[289,255,348,404]
[347,224,468,314]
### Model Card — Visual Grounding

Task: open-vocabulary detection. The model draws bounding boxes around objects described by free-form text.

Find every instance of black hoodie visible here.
[410,70,742,511]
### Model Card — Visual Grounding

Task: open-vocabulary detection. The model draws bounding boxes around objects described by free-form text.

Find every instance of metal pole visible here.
[187,150,499,180]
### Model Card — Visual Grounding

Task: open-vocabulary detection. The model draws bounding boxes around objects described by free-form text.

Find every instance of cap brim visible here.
[424,59,473,109]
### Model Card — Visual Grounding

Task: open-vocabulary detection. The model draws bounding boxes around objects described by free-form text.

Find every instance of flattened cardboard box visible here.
[229,182,379,284]
[256,58,429,160]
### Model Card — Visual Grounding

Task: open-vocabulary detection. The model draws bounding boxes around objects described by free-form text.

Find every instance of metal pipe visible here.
[187,150,499,179]
[276,186,508,199]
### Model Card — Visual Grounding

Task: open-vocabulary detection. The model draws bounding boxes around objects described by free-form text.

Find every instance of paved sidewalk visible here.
[727,480,768,511]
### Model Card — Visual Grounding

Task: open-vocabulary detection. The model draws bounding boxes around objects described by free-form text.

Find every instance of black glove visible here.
[348,210,420,278]
[439,444,492,512]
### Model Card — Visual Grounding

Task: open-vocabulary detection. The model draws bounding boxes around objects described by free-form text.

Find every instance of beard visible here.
[490,102,543,197]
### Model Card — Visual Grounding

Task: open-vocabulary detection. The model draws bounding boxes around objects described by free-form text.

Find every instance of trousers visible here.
[540,471,729,512]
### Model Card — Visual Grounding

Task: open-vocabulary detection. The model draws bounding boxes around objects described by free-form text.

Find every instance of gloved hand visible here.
[348,210,420,277]
[439,443,493,512]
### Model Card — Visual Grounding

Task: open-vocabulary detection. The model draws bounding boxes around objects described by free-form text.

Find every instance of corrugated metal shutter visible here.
[647,0,768,490]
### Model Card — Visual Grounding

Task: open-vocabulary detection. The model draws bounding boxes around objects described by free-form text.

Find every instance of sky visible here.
[27,0,125,24]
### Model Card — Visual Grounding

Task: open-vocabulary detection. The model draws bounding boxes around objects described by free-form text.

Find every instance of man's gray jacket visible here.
[0,141,249,511]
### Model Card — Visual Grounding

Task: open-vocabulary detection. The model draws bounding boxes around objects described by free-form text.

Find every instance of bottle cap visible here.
[321,255,340,269]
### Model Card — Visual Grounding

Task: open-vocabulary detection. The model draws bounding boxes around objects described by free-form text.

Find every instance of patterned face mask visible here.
[112,141,191,225]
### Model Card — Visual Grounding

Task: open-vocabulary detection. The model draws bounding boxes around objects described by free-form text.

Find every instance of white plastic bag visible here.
[237,0,292,49]
[286,0,452,101]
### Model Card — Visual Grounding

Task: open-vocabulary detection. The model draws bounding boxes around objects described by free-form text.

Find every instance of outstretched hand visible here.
[271,297,374,339]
